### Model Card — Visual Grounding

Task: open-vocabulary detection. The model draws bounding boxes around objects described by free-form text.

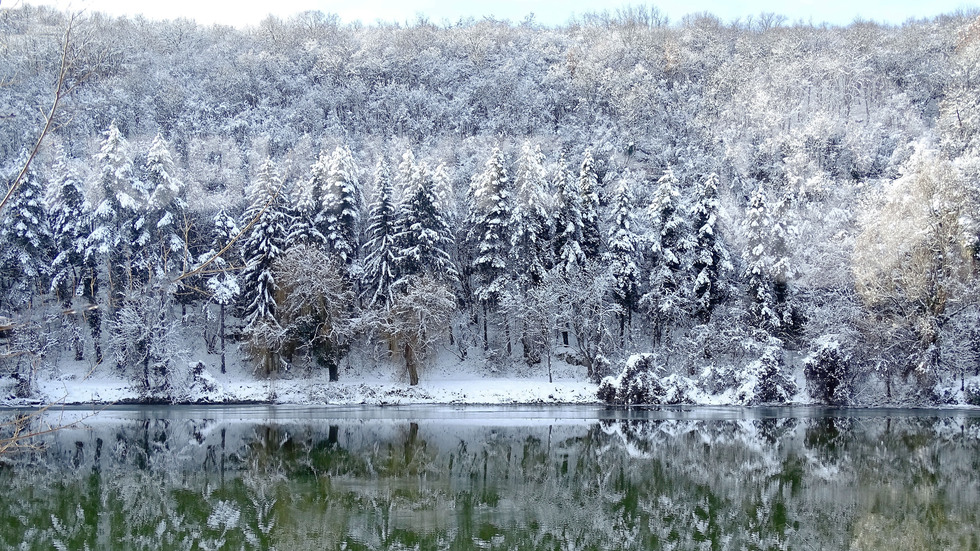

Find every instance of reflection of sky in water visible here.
[2,406,979,549]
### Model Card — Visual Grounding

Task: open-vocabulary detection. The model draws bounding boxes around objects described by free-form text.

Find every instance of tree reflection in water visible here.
[1,408,978,550]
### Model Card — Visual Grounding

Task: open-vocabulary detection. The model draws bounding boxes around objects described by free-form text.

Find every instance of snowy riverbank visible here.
[6,352,602,407]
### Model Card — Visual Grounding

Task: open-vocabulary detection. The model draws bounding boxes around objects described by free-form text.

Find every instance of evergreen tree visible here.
[642,168,688,345]
[87,121,138,312]
[292,149,330,249]
[509,141,552,288]
[209,210,241,261]
[579,149,602,259]
[605,177,641,337]
[767,192,797,336]
[469,147,512,350]
[397,149,416,192]
[320,146,361,265]
[395,161,458,285]
[1,158,53,300]
[688,173,731,324]
[743,186,781,332]
[143,134,187,275]
[48,151,90,308]
[239,159,286,330]
[362,157,399,307]
[286,158,323,249]
[469,147,511,307]
[552,152,586,274]
[46,152,91,361]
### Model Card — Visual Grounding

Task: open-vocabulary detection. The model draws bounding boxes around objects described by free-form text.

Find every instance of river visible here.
[1,405,978,550]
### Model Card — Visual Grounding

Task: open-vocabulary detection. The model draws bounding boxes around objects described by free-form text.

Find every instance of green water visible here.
[1,406,978,550]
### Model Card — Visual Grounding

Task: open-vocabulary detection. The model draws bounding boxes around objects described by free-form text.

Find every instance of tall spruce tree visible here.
[689,173,731,324]
[552,152,586,274]
[143,134,187,275]
[320,146,361,265]
[606,178,641,337]
[743,186,781,333]
[45,152,91,361]
[1,158,53,302]
[643,168,688,345]
[469,147,512,306]
[48,151,90,307]
[287,153,326,249]
[509,141,552,288]
[395,160,457,285]
[469,147,512,349]
[579,149,602,259]
[362,157,400,307]
[88,121,138,313]
[239,159,286,330]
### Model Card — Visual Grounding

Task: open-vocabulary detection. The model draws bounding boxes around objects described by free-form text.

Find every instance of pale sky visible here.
[13,0,980,28]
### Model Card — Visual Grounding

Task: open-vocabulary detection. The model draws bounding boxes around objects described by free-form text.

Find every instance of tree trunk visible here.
[482,304,489,351]
[547,348,553,384]
[405,341,419,386]
[73,321,83,361]
[219,302,226,374]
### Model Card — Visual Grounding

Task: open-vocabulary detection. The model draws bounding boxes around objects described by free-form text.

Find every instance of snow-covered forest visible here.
[2,5,980,405]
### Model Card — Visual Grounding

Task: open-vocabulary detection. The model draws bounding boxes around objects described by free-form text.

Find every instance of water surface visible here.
[2,405,979,550]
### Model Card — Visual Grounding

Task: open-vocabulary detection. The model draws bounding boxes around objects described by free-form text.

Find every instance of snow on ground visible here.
[15,346,601,406]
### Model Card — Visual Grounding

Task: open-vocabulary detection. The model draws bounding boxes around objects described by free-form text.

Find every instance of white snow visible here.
[19,349,601,407]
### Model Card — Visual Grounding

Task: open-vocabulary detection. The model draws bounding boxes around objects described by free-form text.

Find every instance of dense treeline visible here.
[1,5,979,404]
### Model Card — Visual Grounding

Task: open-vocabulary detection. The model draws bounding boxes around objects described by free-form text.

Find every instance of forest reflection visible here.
[1,408,978,550]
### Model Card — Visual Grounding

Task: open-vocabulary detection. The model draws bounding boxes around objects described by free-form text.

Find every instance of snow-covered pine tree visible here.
[688,173,731,324]
[47,151,91,361]
[605,177,641,337]
[290,149,329,249]
[1,157,53,302]
[143,134,187,275]
[579,149,602,259]
[468,147,512,350]
[743,186,781,333]
[395,161,458,285]
[552,152,586,274]
[48,150,89,299]
[320,146,361,265]
[239,159,286,332]
[87,121,138,313]
[286,151,330,249]
[767,191,798,337]
[397,149,416,193]
[469,147,512,307]
[210,210,240,262]
[362,157,400,307]
[509,141,552,288]
[642,168,689,346]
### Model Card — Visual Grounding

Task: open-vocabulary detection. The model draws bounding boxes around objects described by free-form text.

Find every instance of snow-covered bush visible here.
[803,337,853,405]
[598,354,664,405]
[598,354,702,405]
[659,374,700,404]
[734,346,798,405]
[698,363,738,395]
[965,380,980,406]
